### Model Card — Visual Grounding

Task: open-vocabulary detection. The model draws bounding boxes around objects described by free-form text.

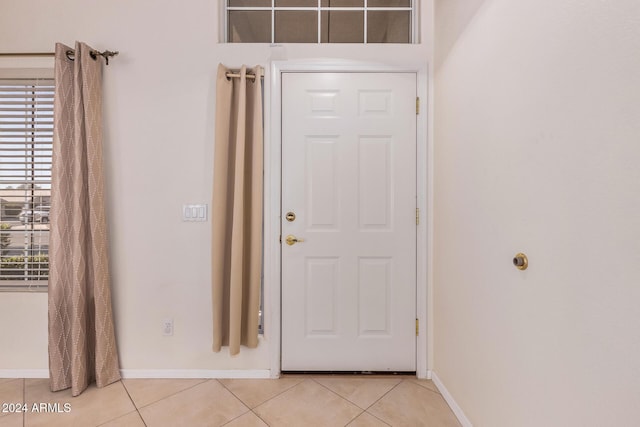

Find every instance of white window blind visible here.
[0,76,54,290]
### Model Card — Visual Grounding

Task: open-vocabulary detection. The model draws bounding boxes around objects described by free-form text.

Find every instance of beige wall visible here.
[434,0,640,425]
[0,1,433,374]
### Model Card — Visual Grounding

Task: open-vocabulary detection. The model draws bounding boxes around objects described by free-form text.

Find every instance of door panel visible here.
[281,72,417,371]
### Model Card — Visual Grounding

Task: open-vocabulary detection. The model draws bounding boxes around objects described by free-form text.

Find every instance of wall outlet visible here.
[162,318,174,336]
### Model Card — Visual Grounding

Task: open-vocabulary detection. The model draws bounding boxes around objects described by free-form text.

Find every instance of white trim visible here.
[0,68,54,79]
[0,369,272,378]
[266,60,283,379]
[267,59,429,378]
[412,0,418,44]
[119,370,271,379]
[0,369,272,380]
[416,63,430,379]
[432,371,474,427]
[0,369,49,378]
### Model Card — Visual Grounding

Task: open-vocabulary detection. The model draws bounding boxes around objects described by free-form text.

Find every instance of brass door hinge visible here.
[416,208,420,225]
[416,318,419,336]
[416,97,420,115]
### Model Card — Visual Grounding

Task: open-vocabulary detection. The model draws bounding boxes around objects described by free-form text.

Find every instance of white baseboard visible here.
[0,369,273,380]
[431,371,473,427]
[119,369,272,379]
[0,369,48,378]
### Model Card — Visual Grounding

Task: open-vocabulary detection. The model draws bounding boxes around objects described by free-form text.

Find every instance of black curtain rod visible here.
[0,50,119,65]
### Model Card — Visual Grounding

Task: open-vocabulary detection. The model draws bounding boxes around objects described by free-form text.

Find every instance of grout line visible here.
[215,379,252,427]
[96,378,147,427]
[218,407,271,427]
[362,378,404,411]
[215,378,297,427]
[362,410,393,426]
[408,378,442,397]
[217,376,305,410]
[219,410,252,426]
[216,379,251,408]
[251,409,271,426]
[311,375,403,412]
[121,377,208,410]
[95,410,146,427]
[311,377,365,407]
[348,411,392,427]
[309,378,367,425]
[353,380,406,427]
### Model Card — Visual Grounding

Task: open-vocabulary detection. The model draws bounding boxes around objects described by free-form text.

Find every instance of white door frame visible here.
[264,60,430,378]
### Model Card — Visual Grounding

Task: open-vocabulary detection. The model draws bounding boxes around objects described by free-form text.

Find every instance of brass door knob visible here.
[513,253,528,270]
[285,235,305,246]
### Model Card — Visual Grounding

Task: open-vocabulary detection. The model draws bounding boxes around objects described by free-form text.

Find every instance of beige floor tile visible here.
[219,378,304,408]
[0,379,23,419]
[224,411,269,427]
[407,378,440,394]
[0,413,24,427]
[99,410,146,427]
[314,377,402,409]
[0,378,19,385]
[278,374,314,380]
[24,379,136,427]
[348,412,390,426]
[139,380,248,427]
[254,379,363,427]
[123,378,206,408]
[368,381,461,427]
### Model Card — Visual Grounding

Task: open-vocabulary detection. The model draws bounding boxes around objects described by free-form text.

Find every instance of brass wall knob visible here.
[513,253,528,270]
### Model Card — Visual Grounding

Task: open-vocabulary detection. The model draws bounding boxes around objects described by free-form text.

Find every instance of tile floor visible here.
[0,375,461,426]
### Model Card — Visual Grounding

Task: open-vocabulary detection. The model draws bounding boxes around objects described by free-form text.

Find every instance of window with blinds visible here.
[0,76,53,290]
[226,1,415,44]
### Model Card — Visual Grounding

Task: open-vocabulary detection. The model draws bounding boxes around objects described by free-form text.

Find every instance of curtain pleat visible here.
[212,64,263,355]
[48,42,120,396]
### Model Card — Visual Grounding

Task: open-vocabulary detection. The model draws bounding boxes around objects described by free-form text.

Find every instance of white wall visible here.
[434,0,640,425]
[0,0,433,374]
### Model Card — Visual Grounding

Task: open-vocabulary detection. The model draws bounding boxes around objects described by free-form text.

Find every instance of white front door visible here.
[281,72,417,371]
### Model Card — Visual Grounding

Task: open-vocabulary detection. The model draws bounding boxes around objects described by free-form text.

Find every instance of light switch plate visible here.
[183,204,207,222]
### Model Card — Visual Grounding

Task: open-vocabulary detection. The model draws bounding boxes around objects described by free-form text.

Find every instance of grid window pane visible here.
[276,0,318,6]
[367,11,411,43]
[228,0,272,6]
[275,11,318,43]
[228,11,272,43]
[368,0,411,6]
[226,1,413,43]
[321,11,364,43]
[321,0,364,6]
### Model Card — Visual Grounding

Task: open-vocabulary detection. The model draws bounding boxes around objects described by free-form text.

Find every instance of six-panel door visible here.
[281,72,417,371]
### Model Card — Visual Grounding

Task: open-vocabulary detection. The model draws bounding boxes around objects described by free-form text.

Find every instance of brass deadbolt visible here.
[285,212,296,222]
[513,253,528,270]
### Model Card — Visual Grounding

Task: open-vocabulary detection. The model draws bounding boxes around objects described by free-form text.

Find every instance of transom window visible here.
[226,1,415,44]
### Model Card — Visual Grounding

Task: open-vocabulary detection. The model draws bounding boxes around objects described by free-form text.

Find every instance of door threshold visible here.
[282,371,416,377]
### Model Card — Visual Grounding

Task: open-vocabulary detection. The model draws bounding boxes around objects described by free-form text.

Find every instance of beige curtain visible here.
[212,64,263,355]
[48,42,120,396]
